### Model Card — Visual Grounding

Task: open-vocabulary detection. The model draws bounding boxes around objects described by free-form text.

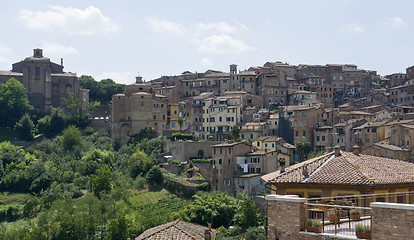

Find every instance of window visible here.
[229,148,231,154]
[322,136,326,141]
[303,131,306,137]
[153,115,156,120]
[317,136,320,141]
[219,159,222,164]
[35,67,40,79]
[296,131,298,137]
[228,159,230,164]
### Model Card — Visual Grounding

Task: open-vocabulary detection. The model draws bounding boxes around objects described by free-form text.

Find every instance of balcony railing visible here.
[303,191,414,238]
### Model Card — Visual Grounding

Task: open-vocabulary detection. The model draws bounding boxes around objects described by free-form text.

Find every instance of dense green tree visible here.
[78,75,124,106]
[233,192,260,230]
[79,149,114,175]
[307,151,324,160]
[128,126,157,144]
[182,191,237,228]
[106,214,128,240]
[14,113,35,141]
[128,149,155,178]
[37,108,66,138]
[61,125,83,152]
[64,93,91,128]
[0,78,31,127]
[146,165,163,185]
[295,141,312,162]
[89,165,112,198]
[230,125,241,141]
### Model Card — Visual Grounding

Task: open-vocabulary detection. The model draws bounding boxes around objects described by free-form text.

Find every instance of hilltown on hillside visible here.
[2,49,414,239]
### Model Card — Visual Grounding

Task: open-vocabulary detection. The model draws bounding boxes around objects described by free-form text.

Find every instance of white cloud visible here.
[201,58,213,67]
[198,34,253,54]
[196,22,236,34]
[41,42,78,56]
[146,17,185,35]
[381,17,404,27]
[94,71,136,85]
[341,24,364,34]
[19,5,119,35]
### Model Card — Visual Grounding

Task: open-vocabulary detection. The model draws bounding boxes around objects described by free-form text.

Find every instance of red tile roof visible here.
[136,219,216,240]
[262,151,414,186]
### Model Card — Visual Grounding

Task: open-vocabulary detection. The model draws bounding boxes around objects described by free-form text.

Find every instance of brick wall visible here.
[371,202,414,240]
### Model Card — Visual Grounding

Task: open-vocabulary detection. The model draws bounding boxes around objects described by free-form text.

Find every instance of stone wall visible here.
[165,141,217,162]
[371,202,414,240]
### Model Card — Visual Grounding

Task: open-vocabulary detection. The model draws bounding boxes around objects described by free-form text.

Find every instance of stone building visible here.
[211,142,251,195]
[111,92,168,144]
[0,48,82,111]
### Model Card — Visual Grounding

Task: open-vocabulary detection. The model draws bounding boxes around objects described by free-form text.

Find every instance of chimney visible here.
[302,166,308,178]
[280,159,286,173]
[353,145,359,156]
[61,58,64,68]
[334,145,341,157]
[204,223,212,240]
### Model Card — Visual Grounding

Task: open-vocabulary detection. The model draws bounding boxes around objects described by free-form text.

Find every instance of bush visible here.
[355,224,370,233]
[350,208,360,215]
[307,219,321,227]
[191,158,211,164]
[84,127,94,135]
[170,132,193,141]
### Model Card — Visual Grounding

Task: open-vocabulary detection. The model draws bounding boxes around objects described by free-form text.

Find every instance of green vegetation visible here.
[191,158,211,164]
[170,132,193,141]
[307,219,322,227]
[0,78,32,128]
[307,151,324,160]
[0,121,264,239]
[355,224,371,233]
[296,141,312,162]
[78,75,124,106]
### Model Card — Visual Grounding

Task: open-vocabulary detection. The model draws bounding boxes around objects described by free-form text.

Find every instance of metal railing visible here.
[303,191,414,237]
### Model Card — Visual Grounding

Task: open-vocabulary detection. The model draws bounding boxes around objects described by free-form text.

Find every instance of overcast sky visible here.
[0,0,413,84]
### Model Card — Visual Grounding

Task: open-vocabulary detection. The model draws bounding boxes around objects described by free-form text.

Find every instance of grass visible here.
[0,128,19,142]
[129,188,170,207]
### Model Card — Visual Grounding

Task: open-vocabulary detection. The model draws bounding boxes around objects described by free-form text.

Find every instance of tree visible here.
[14,113,35,141]
[146,165,163,185]
[177,117,184,132]
[106,214,128,240]
[0,78,31,127]
[64,93,91,129]
[295,141,312,162]
[182,191,237,228]
[230,125,241,141]
[128,126,157,144]
[80,149,114,175]
[233,192,260,230]
[128,149,155,178]
[89,165,112,198]
[61,125,83,152]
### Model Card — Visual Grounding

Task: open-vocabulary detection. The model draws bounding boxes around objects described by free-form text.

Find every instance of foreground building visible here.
[262,146,414,200]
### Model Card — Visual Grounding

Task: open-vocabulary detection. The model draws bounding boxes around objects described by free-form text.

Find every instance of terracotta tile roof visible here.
[262,151,414,186]
[136,219,216,240]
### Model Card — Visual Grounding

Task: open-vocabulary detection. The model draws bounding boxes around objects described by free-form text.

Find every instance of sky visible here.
[0,0,413,84]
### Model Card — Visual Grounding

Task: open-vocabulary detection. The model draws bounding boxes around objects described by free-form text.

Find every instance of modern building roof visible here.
[262,151,414,186]
[136,219,216,240]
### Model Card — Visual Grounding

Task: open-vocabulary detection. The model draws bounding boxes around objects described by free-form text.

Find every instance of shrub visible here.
[170,132,193,141]
[84,127,94,135]
[350,208,360,215]
[307,219,321,227]
[355,224,371,233]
